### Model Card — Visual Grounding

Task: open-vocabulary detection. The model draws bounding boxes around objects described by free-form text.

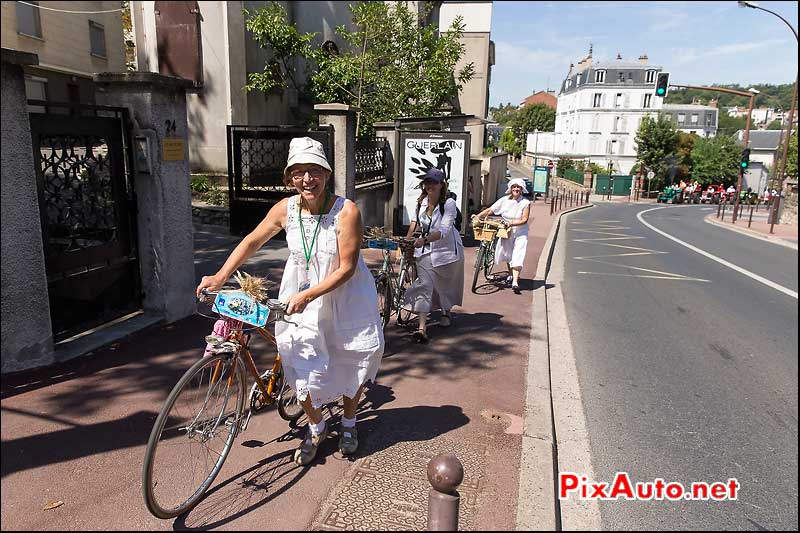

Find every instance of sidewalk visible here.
[704,206,798,249]
[0,199,569,530]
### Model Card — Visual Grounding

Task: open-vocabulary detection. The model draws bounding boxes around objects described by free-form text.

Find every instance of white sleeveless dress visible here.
[275,195,384,409]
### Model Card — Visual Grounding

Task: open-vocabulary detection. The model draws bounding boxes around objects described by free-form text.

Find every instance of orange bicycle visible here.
[142,288,302,519]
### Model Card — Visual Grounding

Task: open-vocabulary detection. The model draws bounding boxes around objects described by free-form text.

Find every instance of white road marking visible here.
[637,207,798,299]
[575,258,710,281]
[577,272,711,281]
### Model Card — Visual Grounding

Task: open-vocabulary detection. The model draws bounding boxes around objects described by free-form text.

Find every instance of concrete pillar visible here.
[315,103,358,200]
[94,72,196,323]
[1,49,55,373]
[374,121,398,232]
[583,169,593,189]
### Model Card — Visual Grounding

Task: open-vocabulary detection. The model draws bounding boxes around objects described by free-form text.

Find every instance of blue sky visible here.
[489,1,799,107]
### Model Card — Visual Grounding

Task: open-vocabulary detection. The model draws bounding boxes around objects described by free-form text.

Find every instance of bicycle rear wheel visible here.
[142,352,245,519]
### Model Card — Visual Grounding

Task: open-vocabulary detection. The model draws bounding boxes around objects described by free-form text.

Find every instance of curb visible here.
[516,202,592,531]
[704,214,798,250]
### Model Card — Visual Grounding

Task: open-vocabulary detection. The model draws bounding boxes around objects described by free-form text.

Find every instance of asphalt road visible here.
[560,203,798,530]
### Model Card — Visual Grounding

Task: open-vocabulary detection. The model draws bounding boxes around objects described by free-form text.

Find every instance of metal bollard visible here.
[560,190,564,210]
[748,203,754,228]
[717,199,722,218]
[550,193,555,215]
[721,201,727,221]
[427,454,464,531]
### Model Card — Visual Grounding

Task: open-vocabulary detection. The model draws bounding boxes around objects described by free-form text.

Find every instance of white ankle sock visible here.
[341,416,357,428]
[310,419,326,436]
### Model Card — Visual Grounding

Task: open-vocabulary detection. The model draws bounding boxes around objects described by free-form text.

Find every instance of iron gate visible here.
[29,101,141,342]
[227,125,334,235]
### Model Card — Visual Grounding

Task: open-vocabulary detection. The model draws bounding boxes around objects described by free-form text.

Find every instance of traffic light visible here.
[655,72,670,97]
[740,148,751,170]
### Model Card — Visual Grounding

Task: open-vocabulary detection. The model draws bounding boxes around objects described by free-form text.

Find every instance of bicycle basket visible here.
[212,291,269,327]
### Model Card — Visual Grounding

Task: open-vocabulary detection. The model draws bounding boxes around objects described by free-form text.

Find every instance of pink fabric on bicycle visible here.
[204,319,231,355]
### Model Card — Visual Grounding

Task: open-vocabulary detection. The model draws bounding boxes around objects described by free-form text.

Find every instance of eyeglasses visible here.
[290,168,327,181]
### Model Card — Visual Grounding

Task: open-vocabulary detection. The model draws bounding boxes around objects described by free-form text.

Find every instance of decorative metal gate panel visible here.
[29,102,140,342]
[355,137,391,187]
[227,125,334,235]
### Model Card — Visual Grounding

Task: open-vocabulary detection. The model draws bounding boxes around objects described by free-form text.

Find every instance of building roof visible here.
[520,91,557,109]
[737,130,782,150]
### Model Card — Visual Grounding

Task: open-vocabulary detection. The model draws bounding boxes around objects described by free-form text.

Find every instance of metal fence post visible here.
[427,454,464,531]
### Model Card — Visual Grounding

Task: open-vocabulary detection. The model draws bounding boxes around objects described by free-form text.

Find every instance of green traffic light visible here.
[657,88,665,95]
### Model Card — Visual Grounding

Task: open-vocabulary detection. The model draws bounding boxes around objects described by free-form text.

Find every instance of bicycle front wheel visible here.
[371,269,392,329]
[142,352,245,519]
[471,243,486,293]
[395,263,416,326]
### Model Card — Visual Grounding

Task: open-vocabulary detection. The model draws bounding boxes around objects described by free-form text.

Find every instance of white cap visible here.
[284,137,332,175]
[505,177,529,194]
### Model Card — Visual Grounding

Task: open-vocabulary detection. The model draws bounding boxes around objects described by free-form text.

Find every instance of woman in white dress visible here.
[473,177,531,294]
[196,137,384,466]
[402,167,465,343]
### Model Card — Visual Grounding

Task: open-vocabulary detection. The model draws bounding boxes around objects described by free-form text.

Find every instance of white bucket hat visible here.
[284,137,332,175]
[506,177,529,194]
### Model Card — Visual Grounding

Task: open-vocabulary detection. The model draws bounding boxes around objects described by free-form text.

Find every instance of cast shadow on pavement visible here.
[173,446,309,531]
[172,384,466,530]
[0,409,158,479]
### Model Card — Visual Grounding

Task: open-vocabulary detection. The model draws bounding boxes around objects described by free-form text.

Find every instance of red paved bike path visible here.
[1,199,561,531]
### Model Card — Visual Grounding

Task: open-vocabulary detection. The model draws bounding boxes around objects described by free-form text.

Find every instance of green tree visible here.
[689,135,741,186]
[511,103,555,135]
[556,158,575,177]
[766,119,783,130]
[489,103,519,126]
[122,1,135,71]
[244,2,475,137]
[717,113,747,137]
[499,128,521,158]
[675,132,695,181]
[634,114,679,180]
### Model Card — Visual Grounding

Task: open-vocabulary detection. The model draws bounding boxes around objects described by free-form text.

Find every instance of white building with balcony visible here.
[544,50,666,175]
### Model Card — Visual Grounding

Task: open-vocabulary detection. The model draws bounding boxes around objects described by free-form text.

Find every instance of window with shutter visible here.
[16,1,42,38]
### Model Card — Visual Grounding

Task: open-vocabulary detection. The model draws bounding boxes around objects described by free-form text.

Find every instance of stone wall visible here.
[192,203,230,227]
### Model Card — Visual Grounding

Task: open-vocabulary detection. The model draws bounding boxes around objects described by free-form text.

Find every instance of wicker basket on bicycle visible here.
[472,217,509,241]
[395,237,417,262]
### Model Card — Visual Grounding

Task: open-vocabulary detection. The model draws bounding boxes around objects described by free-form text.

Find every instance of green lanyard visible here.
[298,191,331,271]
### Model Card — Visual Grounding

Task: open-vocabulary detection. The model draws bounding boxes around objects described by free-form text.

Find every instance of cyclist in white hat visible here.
[473,177,531,294]
[197,137,384,466]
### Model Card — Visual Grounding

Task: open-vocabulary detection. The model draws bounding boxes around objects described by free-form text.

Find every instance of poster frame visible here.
[397,131,471,236]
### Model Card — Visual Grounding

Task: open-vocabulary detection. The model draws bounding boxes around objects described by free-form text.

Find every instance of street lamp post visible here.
[738,0,798,230]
